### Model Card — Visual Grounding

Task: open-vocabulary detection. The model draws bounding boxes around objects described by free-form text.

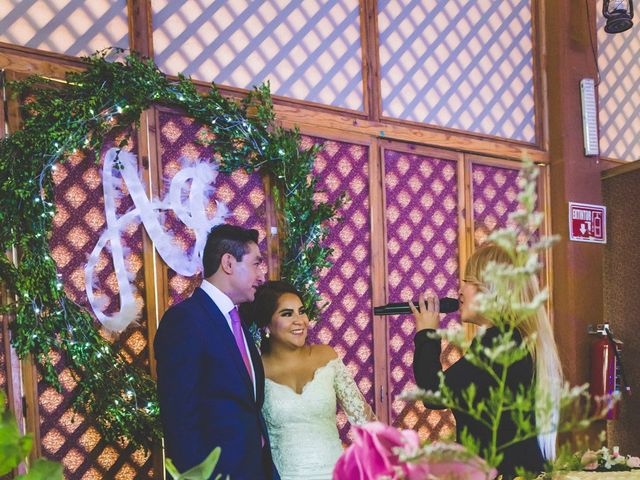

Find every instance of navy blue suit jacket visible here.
[154,287,279,480]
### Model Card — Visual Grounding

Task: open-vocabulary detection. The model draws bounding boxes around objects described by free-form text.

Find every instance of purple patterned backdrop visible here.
[302,136,374,443]
[384,149,460,441]
[157,112,268,305]
[471,163,520,246]
[49,135,153,479]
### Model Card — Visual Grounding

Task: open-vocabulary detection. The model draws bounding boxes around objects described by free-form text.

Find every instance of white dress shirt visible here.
[200,280,256,398]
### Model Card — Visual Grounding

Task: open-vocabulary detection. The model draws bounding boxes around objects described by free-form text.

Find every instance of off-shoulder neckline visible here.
[265,357,340,396]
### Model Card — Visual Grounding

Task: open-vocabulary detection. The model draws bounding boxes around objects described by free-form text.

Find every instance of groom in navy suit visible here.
[155,224,279,479]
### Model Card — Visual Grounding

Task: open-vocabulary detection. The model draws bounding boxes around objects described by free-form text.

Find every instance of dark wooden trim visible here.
[0,43,84,73]
[464,154,528,170]
[154,101,374,146]
[380,114,541,151]
[368,139,389,422]
[1,312,16,414]
[277,104,549,163]
[531,0,548,151]
[601,160,640,180]
[599,156,629,166]
[0,70,6,138]
[360,0,382,121]
[461,155,476,341]
[262,172,282,281]
[127,0,154,57]
[21,356,41,462]
[538,163,555,325]
[0,50,81,80]
[150,108,171,326]
[135,108,160,378]
[5,70,42,461]
[545,0,605,411]
[379,139,462,161]
[290,121,372,146]
[132,104,167,480]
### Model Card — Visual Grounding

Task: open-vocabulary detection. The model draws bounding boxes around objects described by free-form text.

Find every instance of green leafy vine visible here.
[0,48,341,449]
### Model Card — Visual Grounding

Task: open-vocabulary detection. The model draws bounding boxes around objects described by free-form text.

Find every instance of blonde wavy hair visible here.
[464,243,563,460]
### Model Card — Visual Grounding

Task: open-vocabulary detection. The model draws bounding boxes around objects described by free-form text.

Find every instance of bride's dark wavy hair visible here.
[239,280,303,353]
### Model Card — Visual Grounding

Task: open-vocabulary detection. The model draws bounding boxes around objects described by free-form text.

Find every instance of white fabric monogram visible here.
[85,148,228,332]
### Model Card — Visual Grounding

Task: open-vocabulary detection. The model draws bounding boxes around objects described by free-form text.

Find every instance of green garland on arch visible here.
[0,48,343,449]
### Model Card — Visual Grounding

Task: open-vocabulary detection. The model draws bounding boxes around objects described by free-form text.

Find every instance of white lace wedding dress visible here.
[263,357,375,480]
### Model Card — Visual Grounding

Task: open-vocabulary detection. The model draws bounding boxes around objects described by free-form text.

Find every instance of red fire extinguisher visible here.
[589,323,630,420]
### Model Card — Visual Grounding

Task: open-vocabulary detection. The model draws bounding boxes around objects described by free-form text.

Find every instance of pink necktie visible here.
[229,307,254,383]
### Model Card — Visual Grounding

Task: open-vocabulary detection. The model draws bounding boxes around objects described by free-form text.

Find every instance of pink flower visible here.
[333,422,496,480]
[333,422,428,480]
[627,456,640,468]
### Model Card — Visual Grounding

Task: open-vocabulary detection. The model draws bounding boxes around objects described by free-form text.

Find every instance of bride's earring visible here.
[264,329,271,339]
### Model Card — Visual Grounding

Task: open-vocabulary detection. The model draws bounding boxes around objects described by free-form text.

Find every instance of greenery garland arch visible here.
[0,48,342,449]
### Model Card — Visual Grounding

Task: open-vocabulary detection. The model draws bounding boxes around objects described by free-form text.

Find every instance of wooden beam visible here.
[601,159,640,180]
[4,70,42,462]
[282,104,548,163]
[368,139,389,422]
[360,0,382,121]
[262,172,282,281]
[0,44,83,77]
[127,0,154,57]
[531,0,549,151]
[134,107,166,480]
[461,155,475,342]
[544,0,607,439]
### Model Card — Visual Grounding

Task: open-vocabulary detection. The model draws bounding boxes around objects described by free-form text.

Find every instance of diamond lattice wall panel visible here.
[384,149,460,441]
[471,162,520,247]
[597,0,640,161]
[152,0,364,111]
[379,0,536,143]
[157,112,268,305]
[301,136,373,443]
[0,0,128,57]
[49,138,154,478]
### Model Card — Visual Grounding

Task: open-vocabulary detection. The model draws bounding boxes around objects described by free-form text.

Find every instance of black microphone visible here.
[373,297,459,316]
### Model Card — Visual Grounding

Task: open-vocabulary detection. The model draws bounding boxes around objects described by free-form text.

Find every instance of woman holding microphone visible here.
[410,243,563,479]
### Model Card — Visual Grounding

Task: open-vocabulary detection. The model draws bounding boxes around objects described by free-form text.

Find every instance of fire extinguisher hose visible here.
[604,327,632,396]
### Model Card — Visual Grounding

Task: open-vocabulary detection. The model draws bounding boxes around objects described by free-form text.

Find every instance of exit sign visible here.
[569,202,606,244]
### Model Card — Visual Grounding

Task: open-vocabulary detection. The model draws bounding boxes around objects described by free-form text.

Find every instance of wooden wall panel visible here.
[602,166,640,456]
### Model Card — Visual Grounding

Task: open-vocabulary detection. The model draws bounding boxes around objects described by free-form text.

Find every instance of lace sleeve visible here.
[333,358,376,425]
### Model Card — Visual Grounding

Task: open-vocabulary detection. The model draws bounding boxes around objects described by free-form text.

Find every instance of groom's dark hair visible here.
[202,224,259,277]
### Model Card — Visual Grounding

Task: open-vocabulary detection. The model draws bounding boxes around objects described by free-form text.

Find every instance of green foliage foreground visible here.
[0,393,63,479]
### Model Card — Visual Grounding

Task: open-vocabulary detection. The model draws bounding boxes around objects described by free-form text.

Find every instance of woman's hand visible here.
[409,291,440,332]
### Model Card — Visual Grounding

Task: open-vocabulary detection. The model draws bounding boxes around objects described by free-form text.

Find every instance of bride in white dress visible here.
[239,280,376,480]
